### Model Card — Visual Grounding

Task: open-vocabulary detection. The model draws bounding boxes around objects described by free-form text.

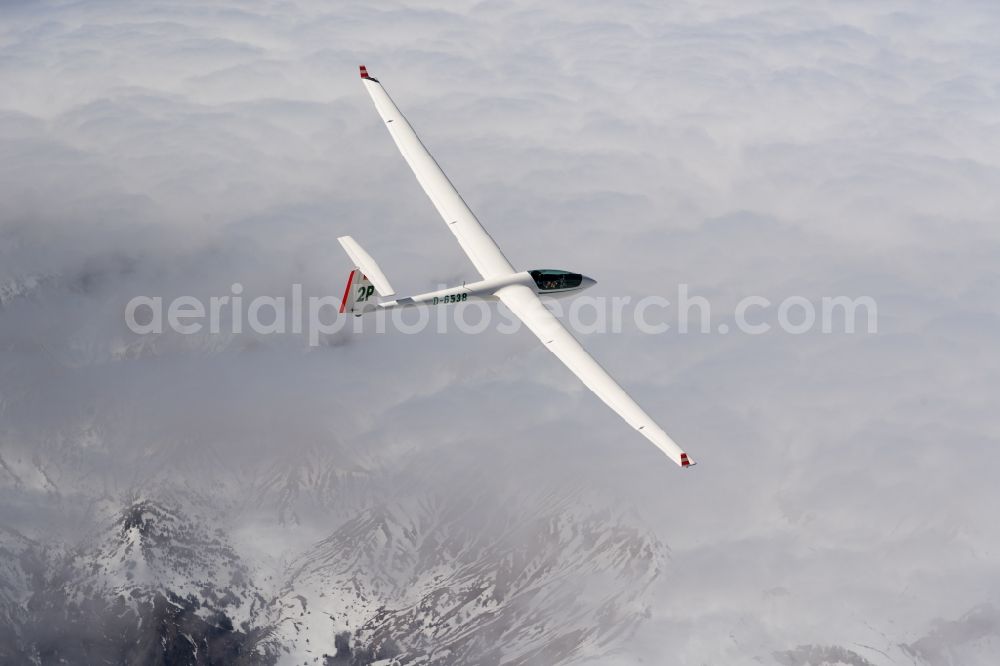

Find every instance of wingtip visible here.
[359,64,375,80]
[679,452,695,468]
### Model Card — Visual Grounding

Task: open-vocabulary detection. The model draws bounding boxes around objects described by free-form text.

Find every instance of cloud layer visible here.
[2,1,1000,663]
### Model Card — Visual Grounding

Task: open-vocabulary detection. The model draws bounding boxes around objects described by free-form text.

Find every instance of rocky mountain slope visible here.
[0,482,663,665]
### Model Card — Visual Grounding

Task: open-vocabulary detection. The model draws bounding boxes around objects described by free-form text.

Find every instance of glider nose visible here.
[581,276,597,290]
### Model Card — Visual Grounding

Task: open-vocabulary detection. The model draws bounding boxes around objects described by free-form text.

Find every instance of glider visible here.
[340,65,693,468]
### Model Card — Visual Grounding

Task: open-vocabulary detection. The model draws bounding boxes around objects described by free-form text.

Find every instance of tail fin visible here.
[337,236,394,297]
[339,269,378,314]
[337,236,394,315]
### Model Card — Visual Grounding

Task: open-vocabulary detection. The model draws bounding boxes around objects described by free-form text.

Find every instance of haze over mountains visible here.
[0,339,664,664]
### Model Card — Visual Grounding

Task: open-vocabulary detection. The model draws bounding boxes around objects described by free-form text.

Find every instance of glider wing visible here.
[496,284,693,468]
[360,65,515,279]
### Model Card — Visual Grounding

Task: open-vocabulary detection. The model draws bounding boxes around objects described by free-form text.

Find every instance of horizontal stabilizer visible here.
[337,236,395,296]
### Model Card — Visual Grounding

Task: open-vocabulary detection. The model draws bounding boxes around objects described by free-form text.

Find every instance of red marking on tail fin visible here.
[339,270,357,314]
[360,65,370,79]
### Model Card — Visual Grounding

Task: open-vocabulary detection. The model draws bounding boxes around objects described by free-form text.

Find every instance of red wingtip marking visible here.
[339,270,356,314]
[680,453,691,467]
[359,65,370,79]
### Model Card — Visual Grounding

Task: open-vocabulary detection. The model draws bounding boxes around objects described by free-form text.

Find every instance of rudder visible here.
[339,270,378,315]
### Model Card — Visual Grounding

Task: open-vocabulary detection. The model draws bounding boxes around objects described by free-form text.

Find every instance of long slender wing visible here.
[359,65,515,279]
[497,284,693,467]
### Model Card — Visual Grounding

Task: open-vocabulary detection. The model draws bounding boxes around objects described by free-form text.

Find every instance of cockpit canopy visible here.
[530,269,584,291]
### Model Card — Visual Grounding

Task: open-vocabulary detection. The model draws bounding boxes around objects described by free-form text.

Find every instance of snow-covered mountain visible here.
[271,495,663,664]
[0,474,663,665]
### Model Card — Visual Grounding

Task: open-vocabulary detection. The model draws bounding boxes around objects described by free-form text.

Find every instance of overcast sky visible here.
[2,1,1000,664]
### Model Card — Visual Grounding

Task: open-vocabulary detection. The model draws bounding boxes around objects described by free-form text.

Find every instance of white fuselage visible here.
[376,270,596,310]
